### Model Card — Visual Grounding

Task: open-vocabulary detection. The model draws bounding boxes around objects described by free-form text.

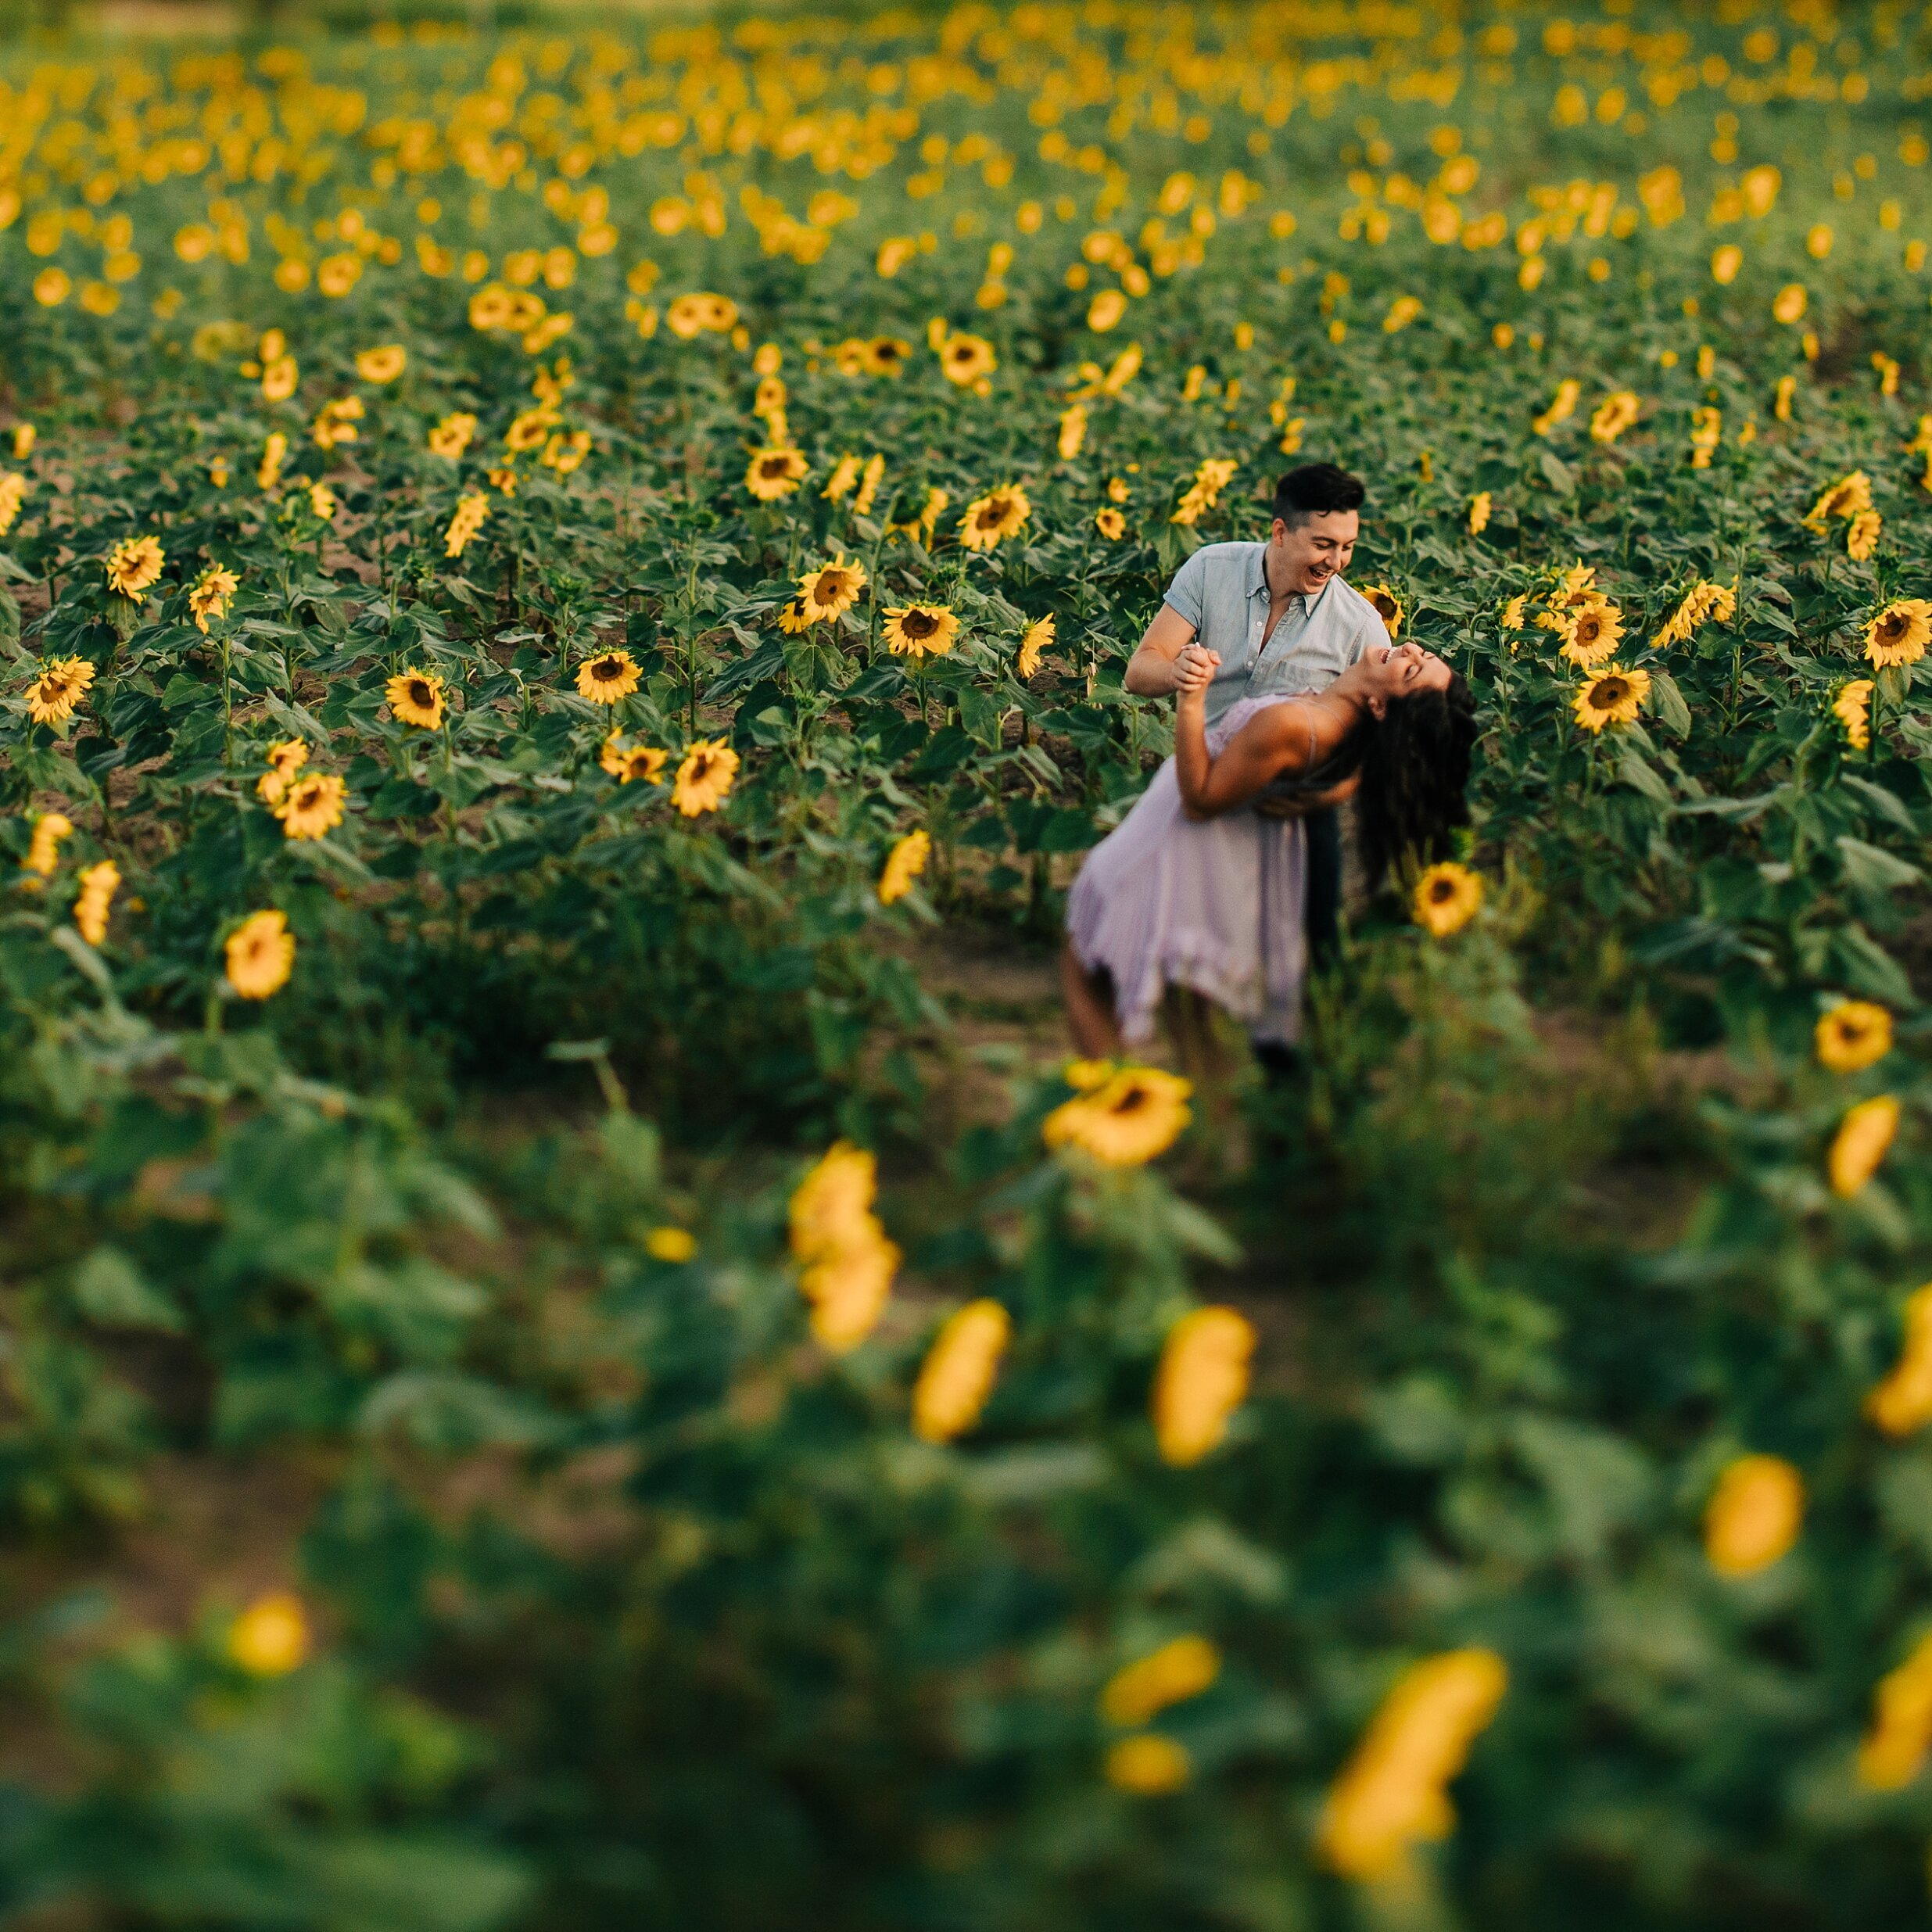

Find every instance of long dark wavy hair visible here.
[1353,671,1479,887]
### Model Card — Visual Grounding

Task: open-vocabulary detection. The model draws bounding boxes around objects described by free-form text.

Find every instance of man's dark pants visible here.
[1304,805,1342,973]
[1253,805,1340,1082]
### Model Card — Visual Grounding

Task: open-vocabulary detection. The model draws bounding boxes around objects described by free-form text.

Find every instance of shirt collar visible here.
[1249,544,1325,611]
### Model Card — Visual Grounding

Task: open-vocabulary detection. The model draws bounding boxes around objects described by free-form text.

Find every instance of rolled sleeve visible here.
[1161,549,1210,631]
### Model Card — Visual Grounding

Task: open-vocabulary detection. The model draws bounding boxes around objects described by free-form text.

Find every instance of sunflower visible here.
[744,446,809,500]
[1651,579,1736,649]
[23,656,97,726]
[227,1591,310,1677]
[1847,510,1881,561]
[575,650,642,705]
[1043,1065,1192,1166]
[1105,1734,1192,1795]
[104,533,165,599]
[672,739,741,817]
[938,332,997,385]
[20,811,73,881]
[877,829,931,905]
[883,603,960,659]
[0,471,29,537]
[188,565,238,635]
[1834,679,1875,751]
[73,860,120,946]
[256,738,308,806]
[1558,600,1624,667]
[539,429,593,475]
[1412,862,1482,937]
[1588,389,1641,444]
[1467,490,1491,535]
[1573,666,1650,733]
[427,411,478,460]
[260,352,298,400]
[504,407,556,453]
[1816,999,1892,1074]
[310,396,364,449]
[1830,1094,1900,1197]
[468,284,516,331]
[355,344,406,383]
[274,772,347,841]
[1704,1454,1804,1575]
[308,481,337,522]
[1100,1636,1222,1728]
[1804,469,1871,530]
[1151,1304,1253,1464]
[604,736,667,784]
[1357,582,1403,640]
[1865,599,1932,668]
[443,492,489,558]
[225,909,296,1000]
[1017,613,1055,679]
[386,668,446,729]
[1095,506,1127,540]
[794,555,867,625]
[257,432,289,490]
[958,484,1032,552]
[1500,593,1528,633]
[911,1299,1009,1444]
[864,335,912,376]
[1539,563,1600,627]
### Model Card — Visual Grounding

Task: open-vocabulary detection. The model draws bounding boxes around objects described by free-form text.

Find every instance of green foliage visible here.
[2,3,1932,1929]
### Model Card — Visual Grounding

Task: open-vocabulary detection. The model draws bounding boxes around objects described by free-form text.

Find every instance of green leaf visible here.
[1835,836,1921,894]
[1615,748,1673,805]
[72,1246,185,1332]
[1647,668,1694,737]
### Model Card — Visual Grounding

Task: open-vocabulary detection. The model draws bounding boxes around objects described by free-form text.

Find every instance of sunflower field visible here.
[4,0,1932,1925]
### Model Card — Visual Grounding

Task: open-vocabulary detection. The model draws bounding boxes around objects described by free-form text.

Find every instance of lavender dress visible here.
[1067,695,1307,1046]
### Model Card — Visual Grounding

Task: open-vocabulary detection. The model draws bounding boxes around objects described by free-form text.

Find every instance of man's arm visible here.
[1124,602,1208,697]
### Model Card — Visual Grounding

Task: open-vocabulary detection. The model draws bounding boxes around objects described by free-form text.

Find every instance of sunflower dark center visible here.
[1430,880,1456,901]
[816,571,849,599]
[1112,1088,1148,1114]
[593,658,622,681]
[904,611,937,636]
[1597,679,1629,702]
[408,680,433,705]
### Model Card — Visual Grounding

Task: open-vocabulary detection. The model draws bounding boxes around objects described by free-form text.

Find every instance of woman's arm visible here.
[1177,689,1364,819]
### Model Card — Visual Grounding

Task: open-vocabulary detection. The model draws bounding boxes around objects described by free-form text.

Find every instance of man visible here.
[1124,462,1388,984]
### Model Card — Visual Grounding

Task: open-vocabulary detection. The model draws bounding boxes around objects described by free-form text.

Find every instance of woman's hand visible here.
[1174,645,1219,697]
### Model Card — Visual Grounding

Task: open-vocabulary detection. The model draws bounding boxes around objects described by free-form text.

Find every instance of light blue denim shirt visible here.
[1162,540,1387,729]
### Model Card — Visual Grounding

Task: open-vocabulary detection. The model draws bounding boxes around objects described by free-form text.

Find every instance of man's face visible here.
[1270,509,1359,594]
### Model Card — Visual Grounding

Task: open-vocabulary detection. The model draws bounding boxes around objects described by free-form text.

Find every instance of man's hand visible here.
[1253,772,1361,819]
[1173,643,1219,694]
[1124,603,1204,696]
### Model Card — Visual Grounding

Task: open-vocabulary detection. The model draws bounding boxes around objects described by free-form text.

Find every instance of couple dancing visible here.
[1063,463,1476,1063]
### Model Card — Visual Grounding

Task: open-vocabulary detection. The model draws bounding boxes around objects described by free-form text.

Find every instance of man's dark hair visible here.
[1272,462,1365,528]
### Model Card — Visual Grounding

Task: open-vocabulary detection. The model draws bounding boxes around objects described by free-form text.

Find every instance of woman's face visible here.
[1362,643,1451,716]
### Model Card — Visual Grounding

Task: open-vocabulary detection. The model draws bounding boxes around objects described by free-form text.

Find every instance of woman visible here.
[1062,641,1475,1056]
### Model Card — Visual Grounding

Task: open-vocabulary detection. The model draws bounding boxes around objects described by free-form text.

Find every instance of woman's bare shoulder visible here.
[1228,697,1310,746]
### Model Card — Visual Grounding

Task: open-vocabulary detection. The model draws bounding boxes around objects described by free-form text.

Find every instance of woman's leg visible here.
[1060,944,1122,1059]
